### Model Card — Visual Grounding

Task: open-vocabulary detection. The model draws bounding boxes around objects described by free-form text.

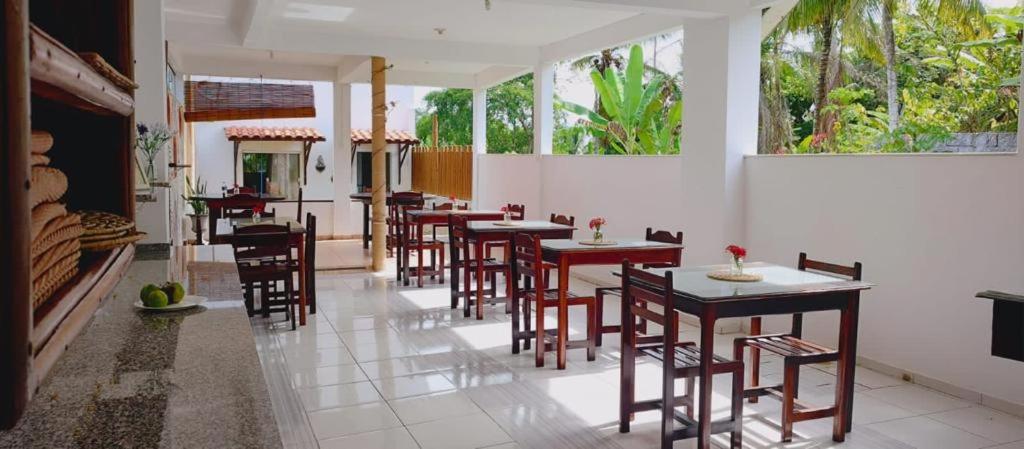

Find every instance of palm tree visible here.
[780,0,879,135]
[878,0,986,130]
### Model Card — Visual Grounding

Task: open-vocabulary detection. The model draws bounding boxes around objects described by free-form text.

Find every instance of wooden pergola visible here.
[224,126,326,184]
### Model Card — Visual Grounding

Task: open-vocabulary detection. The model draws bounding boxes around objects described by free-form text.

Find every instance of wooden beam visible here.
[370,56,387,271]
[1,0,32,430]
[233,141,240,184]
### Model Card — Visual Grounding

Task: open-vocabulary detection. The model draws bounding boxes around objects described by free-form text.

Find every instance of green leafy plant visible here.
[182,175,208,215]
[559,45,682,155]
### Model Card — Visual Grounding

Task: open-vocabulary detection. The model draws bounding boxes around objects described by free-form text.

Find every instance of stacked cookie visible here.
[79,211,146,251]
[30,130,82,308]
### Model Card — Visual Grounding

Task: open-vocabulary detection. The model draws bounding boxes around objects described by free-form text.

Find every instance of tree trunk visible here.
[813,20,835,136]
[883,1,900,131]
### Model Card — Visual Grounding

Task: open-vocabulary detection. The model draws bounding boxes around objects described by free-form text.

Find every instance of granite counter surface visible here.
[0,245,282,449]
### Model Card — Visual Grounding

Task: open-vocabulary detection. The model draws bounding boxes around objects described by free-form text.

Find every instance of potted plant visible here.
[182,175,208,241]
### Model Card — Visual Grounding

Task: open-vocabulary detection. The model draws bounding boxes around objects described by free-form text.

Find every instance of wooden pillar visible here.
[370,56,387,271]
[1,0,32,429]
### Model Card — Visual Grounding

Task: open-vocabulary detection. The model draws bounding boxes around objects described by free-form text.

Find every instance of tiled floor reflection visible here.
[254,263,1024,449]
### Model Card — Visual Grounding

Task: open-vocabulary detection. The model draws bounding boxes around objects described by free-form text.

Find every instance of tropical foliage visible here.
[415,74,535,154]
[558,45,683,155]
[761,1,1021,154]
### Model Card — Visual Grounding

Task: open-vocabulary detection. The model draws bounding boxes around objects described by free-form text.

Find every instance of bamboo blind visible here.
[411,145,473,200]
[184,81,315,122]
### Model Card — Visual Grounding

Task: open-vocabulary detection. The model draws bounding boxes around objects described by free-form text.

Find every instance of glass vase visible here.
[730,257,744,275]
[593,229,603,242]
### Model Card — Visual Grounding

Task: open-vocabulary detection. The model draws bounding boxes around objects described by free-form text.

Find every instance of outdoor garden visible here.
[414,0,1022,155]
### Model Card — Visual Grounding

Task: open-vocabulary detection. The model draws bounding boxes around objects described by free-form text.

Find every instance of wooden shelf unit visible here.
[1,0,136,429]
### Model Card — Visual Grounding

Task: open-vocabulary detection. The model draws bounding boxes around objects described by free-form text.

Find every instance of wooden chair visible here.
[386,191,424,259]
[484,203,525,259]
[513,233,596,365]
[431,201,468,240]
[404,205,445,287]
[230,224,296,330]
[620,262,743,449]
[449,214,509,318]
[595,228,683,345]
[734,253,862,442]
[304,212,316,315]
[548,213,575,227]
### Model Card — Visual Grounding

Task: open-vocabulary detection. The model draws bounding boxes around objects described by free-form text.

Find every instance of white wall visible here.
[746,153,1024,408]
[133,0,170,245]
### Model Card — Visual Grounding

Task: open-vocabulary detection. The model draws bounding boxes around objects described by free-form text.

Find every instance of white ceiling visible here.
[164,0,783,88]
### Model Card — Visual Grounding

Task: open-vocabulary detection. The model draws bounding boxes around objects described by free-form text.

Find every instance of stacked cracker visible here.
[79,210,145,251]
[30,131,82,308]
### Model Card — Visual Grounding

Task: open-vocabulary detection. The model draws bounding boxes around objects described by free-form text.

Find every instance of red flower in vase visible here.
[449,195,457,202]
[500,206,508,213]
[725,244,747,260]
[589,217,606,230]
[252,204,265,215]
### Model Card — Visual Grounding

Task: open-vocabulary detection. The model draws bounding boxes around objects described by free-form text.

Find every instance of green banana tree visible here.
[559,44,681,155]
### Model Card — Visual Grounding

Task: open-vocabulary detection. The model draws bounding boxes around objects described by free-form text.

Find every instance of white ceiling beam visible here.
[178,54,337,81]
[499,0,751,17]
[540,13,686,63]
[236,0,277,47]
[246,30,540,66]
[475,66,531,90]
[760,0,798,39]
[336,56,371,83]
[167,19,245,47]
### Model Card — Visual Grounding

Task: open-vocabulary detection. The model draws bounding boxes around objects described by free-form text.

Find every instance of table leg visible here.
[362,202,370,249]
[509,234,521,353]
[207,206,219,244]
[298,238,307,326]
[475,236,486,320]
[417,221,424,288]
[697,308,717,449]
[556,257,569,370]
[844,294,860,433]
[402,220,411,286]
[832,293,860,441]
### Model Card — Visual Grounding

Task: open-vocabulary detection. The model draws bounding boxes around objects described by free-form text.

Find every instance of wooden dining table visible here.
[349,192,433,249]
[464,221,576,322]
[215,217,309,326]
[537,239,684,369]
[194,194,284,244]
[401,209,504,287]
[618,263,872,448]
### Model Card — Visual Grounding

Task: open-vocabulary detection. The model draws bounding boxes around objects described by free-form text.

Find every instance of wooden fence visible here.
[411,145,473,200]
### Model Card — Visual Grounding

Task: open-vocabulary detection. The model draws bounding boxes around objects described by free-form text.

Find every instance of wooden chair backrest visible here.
[549,213,575,227]
[448,214,469,256]
[506,203,525,220]
[224,208,276,219]
[514,233,546,291]
[644,227,683,269]
[621,262,675,330]
[798,252,862,280]
[230,224,292,263]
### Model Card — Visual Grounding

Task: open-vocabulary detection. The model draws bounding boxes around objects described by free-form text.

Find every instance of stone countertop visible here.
[0,245,282,449]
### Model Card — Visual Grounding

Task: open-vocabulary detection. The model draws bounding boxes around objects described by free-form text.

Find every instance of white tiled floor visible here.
[262,264,1024,449]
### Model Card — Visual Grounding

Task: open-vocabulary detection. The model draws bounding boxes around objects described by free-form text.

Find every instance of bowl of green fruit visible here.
[135,282,206,311]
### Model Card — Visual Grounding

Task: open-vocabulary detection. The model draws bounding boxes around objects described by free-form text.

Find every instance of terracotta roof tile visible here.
[224,126,326,142]
[351,129,420,145]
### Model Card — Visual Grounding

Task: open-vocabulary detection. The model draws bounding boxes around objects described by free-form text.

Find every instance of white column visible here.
[532,64,554,155]
[679,11,761,265]
[472,88,487,208]
[332,81,353,238]
[133,0,169,245]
